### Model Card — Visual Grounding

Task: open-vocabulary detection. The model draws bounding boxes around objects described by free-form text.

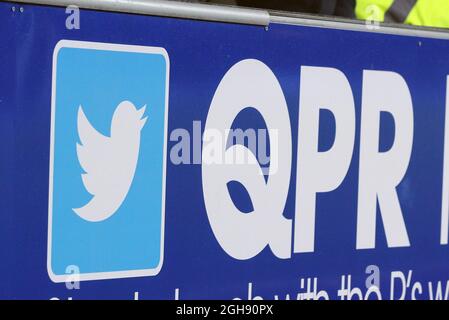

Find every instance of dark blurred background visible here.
[201,0,356,18]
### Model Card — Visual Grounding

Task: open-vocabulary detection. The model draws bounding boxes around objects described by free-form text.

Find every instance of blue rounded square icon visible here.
[48,40,169,282]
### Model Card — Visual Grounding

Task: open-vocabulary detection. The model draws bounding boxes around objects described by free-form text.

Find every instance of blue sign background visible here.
[1,1,449,299]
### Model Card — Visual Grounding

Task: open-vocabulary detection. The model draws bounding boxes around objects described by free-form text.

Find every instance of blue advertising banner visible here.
[2,1,449,300]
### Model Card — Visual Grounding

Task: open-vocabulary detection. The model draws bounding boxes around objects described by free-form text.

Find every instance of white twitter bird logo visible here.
[73,101,147,222]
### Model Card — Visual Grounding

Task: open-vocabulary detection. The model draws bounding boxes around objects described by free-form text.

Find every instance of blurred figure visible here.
[355,0,449,28]
[229,0,449,28]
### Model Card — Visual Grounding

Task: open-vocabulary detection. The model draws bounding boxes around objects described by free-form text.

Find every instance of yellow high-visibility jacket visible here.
[356,0,449,28]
